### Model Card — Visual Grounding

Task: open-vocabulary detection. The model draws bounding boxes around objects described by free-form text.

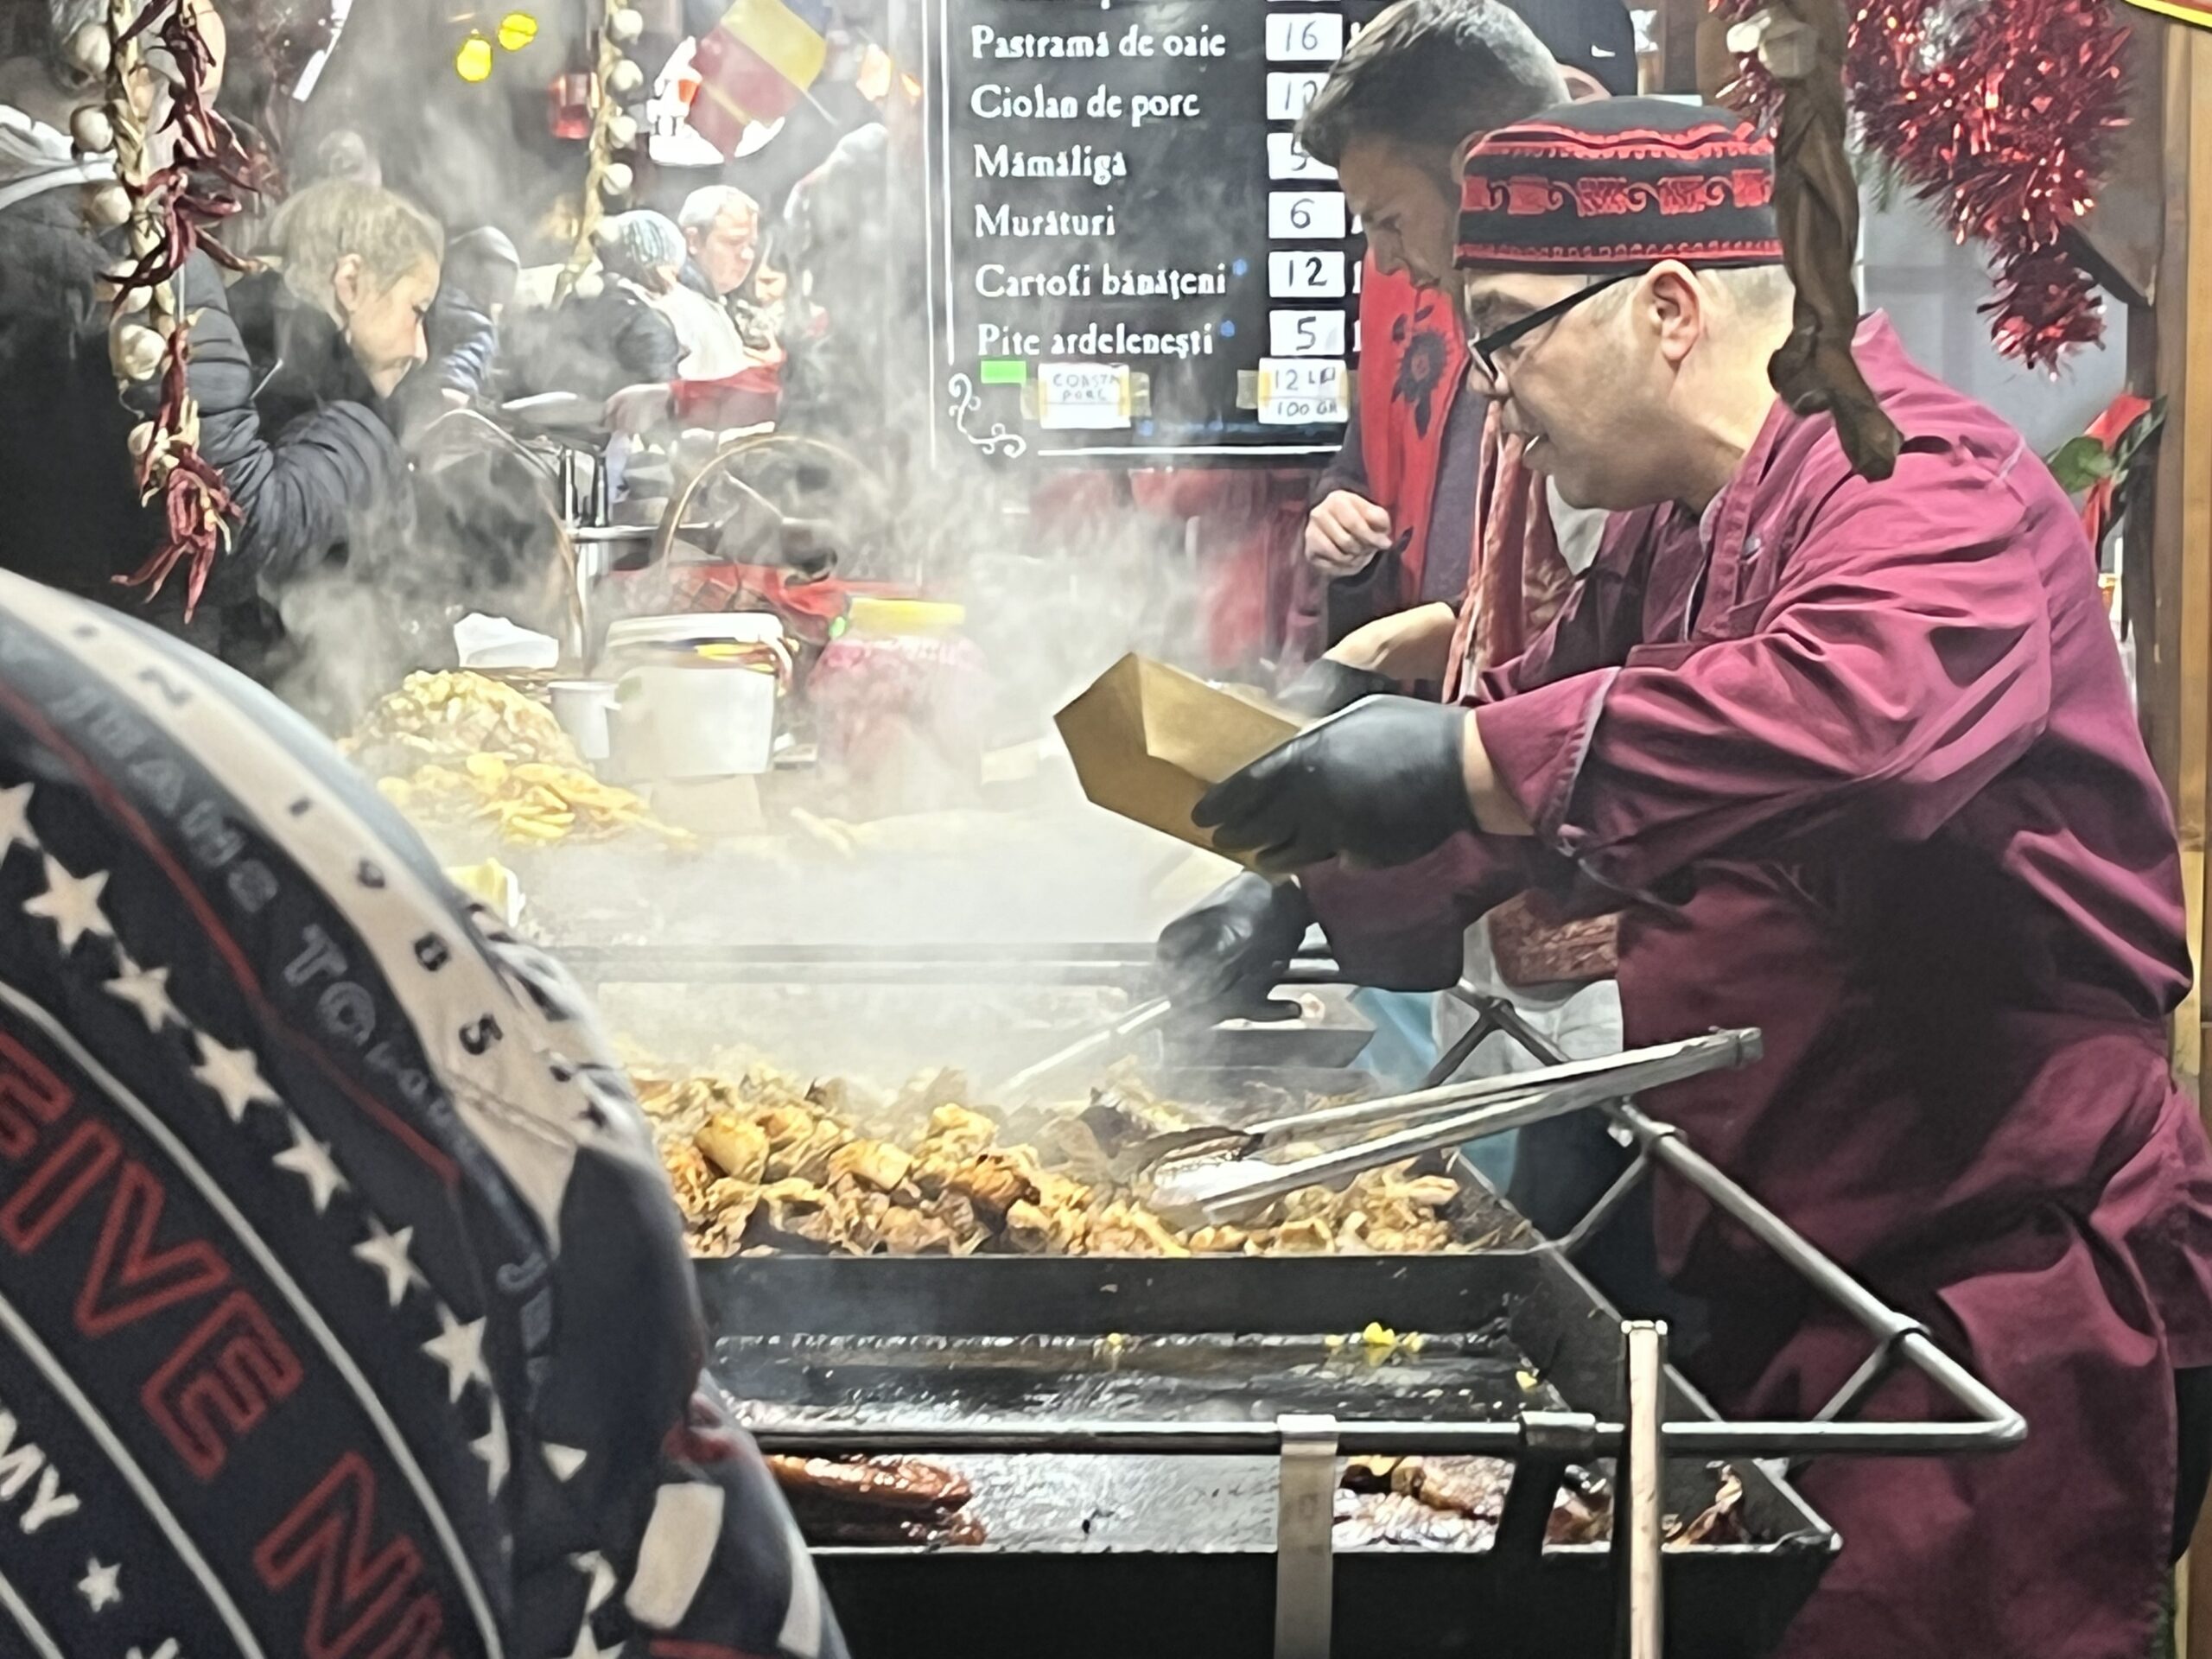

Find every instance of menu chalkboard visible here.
[918,0,1384,470]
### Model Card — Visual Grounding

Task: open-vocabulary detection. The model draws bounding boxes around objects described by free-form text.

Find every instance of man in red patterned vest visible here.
[1287,0,1636,695]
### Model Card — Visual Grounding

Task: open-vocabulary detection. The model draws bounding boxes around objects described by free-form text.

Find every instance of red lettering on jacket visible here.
[252,1452,431,1659]
[0,1120,118,1251]
[144,1290,304,1478]
[0,1033,70,1160]
[74,1160,230,1337]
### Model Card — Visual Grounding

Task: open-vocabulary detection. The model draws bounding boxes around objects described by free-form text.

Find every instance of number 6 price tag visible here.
[1268,190,1347,239]
[1035,362,1133,430]
[1257,358,1348,424]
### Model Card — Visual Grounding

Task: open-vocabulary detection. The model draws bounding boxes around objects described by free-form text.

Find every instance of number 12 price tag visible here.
[1257,358,1348,424]
[1268,250,1347,299]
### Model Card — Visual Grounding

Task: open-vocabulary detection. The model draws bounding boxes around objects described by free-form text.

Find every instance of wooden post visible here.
[2145,22,2212,1111]
[2147,20,2212,1659]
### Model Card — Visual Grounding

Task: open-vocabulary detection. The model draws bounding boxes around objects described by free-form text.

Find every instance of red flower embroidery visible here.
[1574,177,1637,216]
[1731,168,1774,208]
[1459,177,1507,213]
[1505,176,1559,214]
[1656,175,1718,214]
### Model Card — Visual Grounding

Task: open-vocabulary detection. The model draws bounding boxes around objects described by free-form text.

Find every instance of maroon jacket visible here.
[1305,317,2212,1657]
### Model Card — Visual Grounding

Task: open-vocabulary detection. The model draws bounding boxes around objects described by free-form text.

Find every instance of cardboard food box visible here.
[1055,653,1307,869]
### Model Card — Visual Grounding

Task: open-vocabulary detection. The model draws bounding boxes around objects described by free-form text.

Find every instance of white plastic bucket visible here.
[598,614,786,781]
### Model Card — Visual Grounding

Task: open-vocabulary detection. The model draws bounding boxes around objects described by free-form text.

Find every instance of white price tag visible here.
[1268,250,1347,299]
[1265,12,1344,60]
[1267,131,1336,181]
[1269,309,1346,357]
[1035,362,1133,431]
[1257,358,1348,424]
[1265,71,1329,122]
[1268,190,1347,239]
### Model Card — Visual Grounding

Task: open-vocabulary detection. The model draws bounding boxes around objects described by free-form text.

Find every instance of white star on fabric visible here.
[472,1393,511,1497]
[125,1643,175,1659]
[543,1442,588,1483]
[22,855,111,952]
[0,785,38,860]
[562,1618,619,1659]
[473,1397,511,1503]
[352,1217,423,1308]
[191,1032,278,1122]
[272,1116,347,1214]
[76,1557,120,1613]
[422,1304,488,1403]
[570,1550,619,1614]
[105,954,181,1033]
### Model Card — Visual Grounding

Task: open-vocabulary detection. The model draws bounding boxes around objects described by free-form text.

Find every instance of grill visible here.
[567,941,2023,1658]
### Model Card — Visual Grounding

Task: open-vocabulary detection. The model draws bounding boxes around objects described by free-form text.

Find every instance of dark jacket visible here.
[512,281,678,402]
[0,187,403,675]
[424,285,500,399]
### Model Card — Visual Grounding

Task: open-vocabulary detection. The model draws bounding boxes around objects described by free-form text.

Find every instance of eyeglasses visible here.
[1468,270,1639,381]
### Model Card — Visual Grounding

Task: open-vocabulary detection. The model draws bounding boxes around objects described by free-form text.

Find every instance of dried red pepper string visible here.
[110,0,253,622]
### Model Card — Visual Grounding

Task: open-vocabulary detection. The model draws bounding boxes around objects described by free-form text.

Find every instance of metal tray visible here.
[702,1253,1836,1659]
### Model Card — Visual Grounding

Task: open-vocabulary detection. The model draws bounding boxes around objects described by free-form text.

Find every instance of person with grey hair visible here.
[0,0,406,683]
[677,182,762,300]
[605,207,747,380]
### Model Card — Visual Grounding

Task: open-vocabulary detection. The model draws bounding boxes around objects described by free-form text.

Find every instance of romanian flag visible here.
[688,0,829,156]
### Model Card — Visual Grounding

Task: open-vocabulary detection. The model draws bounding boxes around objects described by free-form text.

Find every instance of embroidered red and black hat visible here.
[1456,98,1783,273]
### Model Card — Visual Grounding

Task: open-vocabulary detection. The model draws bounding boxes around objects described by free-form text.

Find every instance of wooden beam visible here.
[2146,23,2212,1116]
[2158,22,2212,1652]
[1653,0,1704,94]
[2078,27,2174,308]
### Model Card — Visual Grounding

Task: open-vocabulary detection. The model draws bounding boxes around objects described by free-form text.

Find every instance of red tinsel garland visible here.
[1716,0,2132,372]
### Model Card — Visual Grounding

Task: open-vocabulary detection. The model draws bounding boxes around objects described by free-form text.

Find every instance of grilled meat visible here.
[765,1455,973,1513]
[1333,1490,1495,1551]
[645,1058,1491,1258]
[767,1454,987,1548]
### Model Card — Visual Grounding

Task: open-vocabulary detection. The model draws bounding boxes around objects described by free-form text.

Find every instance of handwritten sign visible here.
[1257,358,1347,424]
[1036,363,1135,430]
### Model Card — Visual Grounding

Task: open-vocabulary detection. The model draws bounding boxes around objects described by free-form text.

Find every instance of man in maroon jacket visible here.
[1170,99,2212,1657]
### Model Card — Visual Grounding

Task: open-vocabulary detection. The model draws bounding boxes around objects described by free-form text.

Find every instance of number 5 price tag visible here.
[1257,358,1348,424]
[1035,362,1134,430]
[1269,309,1346,357]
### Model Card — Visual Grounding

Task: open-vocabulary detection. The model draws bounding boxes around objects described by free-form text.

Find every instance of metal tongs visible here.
[995,995,1179,1102]
[992,953,1341,1103]
[1141,1027,1763,1223]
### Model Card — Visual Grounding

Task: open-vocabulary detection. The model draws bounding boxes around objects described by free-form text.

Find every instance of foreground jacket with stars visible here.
[0,569,844,1659]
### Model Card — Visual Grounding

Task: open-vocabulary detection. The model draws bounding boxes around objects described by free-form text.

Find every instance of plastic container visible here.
[810,599,990,814]
[548,678,619,763]
[597,613,788,781]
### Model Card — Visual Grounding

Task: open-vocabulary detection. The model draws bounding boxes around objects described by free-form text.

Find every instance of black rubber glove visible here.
[1155,873,1313,1017]
[1193,697,1476,874]
[1278,658,1396,718]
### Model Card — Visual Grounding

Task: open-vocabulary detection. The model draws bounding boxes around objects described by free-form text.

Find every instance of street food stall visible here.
[153,0,2212,1647]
